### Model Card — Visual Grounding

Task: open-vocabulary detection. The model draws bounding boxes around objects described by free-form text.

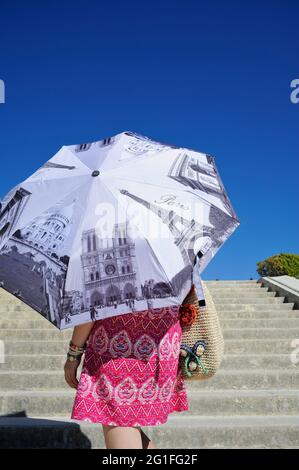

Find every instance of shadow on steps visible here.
[0,411,92,448]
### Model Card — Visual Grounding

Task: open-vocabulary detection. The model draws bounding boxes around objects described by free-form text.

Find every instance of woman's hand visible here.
[64,358,80,389]
[64,322,95,389]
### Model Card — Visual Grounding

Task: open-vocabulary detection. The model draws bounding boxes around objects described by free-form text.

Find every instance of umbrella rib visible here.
[25,147,91,183]
[60,178,98,308]
[66,145,100,173]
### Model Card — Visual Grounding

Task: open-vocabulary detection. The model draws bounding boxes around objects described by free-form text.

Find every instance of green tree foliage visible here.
[257,253,299,278]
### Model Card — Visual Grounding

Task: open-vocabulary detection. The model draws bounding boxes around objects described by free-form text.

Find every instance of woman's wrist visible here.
[67,323,94,364]
[66,340,86,363]
[66,352,82,363]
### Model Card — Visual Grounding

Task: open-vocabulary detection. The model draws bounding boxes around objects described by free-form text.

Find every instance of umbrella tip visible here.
[91,170,100,177]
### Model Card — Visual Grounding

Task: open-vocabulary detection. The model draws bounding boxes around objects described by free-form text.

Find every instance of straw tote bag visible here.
[179,282,224,380]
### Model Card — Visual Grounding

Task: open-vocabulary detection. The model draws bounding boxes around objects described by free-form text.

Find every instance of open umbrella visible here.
[0,131,240,329]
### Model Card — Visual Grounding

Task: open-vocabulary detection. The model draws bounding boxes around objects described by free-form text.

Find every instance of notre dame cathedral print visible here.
[61,221,181,329]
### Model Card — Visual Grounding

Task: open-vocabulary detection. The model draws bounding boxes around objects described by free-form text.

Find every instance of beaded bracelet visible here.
[69,340,86,353]
[67,341,86,363]
[69,346,84,355]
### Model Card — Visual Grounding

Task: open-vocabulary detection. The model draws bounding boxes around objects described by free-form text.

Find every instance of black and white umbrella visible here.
[0,131,240,329]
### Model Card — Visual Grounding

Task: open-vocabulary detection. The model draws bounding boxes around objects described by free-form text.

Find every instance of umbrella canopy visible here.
[0,131,240,329]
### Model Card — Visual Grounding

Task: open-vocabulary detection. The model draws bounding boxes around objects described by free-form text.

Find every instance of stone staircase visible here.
[0,280,299,448]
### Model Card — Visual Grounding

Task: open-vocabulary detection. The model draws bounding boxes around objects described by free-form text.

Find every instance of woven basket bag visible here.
[179,282,224,380]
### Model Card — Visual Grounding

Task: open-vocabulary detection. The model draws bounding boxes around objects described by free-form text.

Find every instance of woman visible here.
[64,304,189,449]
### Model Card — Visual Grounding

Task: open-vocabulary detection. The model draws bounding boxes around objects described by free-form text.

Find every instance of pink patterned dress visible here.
[71,305,189,426]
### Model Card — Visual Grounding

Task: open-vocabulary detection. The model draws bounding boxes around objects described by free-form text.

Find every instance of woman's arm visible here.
[64,322,95,389]
[71,322,95,347]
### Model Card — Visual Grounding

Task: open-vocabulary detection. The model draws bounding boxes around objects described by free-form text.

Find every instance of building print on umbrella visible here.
[23,201,75,255]
[61,221,176,328]
[0,187,31,248]
[119,187,235,274]
[123,132,171,156]
[75,135,116,153]
[80,223,143,309]
[120,189,198,266]
[168,151,238,218]
[0,195,77,327]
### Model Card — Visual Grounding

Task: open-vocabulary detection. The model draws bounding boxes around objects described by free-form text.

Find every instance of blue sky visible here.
[0,0,298,280]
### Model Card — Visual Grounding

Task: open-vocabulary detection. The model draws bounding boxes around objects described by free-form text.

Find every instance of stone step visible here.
[223,328,299,340]
[215,303,295,311]
[0,312,54,320]
[0,310,50,319]
[222,318,299,329]
[0,319,57,329]
[205,280,259,285]
[2,326,298,341]
[214,297,285,303]
[1,317,299,331]
[0,415,298,448]
[1,369,299,391]
[1,389,299,418]
[1,353,296,371]
[217,310,299,319]
[214,298,285,305]
[0,290,286,304]
[0,329,72,341]
[1,309,298,325]
[0,303,295,323]
[211,292,278,299]
[3,341,69,355]
[2,338,296,355]
[0,354,69,370]
[224,339,297,354]
[0,300,35,312]
[0,295,286,313]
[223,353,297,369]
[6,293,279,307]
[0,297,294,312]
[186,369,299,390]
[205,287,269,292]
[209,291,274,299]
[0,306,37,313]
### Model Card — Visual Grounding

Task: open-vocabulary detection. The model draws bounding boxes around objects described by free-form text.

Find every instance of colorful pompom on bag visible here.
[179,282,224,380]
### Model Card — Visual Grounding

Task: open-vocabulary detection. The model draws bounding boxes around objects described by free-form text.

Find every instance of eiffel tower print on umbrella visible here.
[0,131,240,329]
